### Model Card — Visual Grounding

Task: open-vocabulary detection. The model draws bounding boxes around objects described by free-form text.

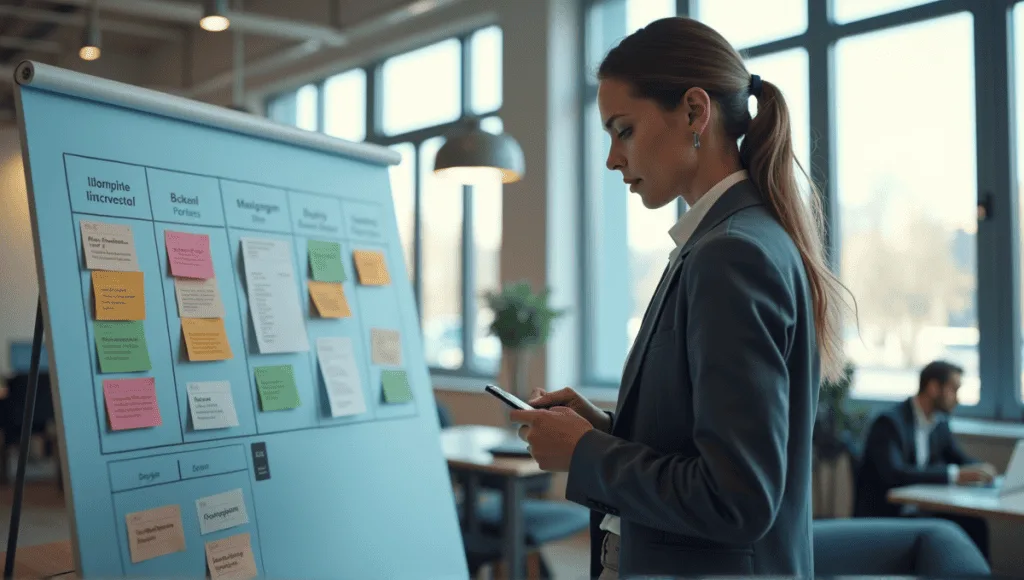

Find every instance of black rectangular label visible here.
[251,442,270,481]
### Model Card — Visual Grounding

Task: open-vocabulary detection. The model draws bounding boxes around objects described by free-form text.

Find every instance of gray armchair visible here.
[814,518,991,577]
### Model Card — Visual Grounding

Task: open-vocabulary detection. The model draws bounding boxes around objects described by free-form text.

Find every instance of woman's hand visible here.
[509,406,593,472]
[526,387,612,433]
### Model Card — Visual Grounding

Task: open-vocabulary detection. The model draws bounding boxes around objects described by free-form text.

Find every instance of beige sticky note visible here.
[181,318,233,362]
[370,328,402,366]
[92,271,145,321]
[175,278,226,319]
[205,532,258,580]
[353,250,391,286]
[126,504,186,564]
[80,220,140,272]
[308,281,351,318]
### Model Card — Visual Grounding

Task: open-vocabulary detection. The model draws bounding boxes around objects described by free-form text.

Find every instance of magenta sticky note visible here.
[165,230,215,279]
[103,378,162,431]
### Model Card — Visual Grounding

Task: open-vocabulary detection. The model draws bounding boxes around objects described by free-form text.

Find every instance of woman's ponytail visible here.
[740,80,849,382]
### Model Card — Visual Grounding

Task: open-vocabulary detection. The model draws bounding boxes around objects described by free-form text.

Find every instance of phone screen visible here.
[485,384,533,410]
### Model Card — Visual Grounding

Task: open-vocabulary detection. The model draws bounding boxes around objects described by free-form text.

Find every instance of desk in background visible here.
[440,424,547,580]
[888,484,1024,522]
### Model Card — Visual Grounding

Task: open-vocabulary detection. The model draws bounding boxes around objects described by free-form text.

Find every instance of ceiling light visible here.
[200,0,230,32]
[434,119,525,185]
[79,7,101,61]
[407,0,437,16]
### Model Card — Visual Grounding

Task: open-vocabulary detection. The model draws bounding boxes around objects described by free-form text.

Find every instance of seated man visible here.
[855,360,995,560]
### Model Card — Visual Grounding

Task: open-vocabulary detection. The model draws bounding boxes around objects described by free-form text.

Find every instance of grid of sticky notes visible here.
[81,220,160,431]
[125,489,257,578]
[167,230,233,363]
[81,218,413,434]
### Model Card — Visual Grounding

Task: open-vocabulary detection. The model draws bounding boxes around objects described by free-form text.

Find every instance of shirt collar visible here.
[668,169,749,254]
[911,396,939,430]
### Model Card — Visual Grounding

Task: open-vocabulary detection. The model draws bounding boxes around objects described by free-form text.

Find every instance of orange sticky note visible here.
[92,271,145,321]
[181,318,233,362]
[308,281,351,318]
[126,505,186,564]
[352,250,390,286]
[205,532,258,580]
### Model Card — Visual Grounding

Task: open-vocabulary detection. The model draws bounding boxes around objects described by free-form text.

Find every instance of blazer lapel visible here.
[613,257,683,422]
[612,179,764,431]
[898,398,917,463]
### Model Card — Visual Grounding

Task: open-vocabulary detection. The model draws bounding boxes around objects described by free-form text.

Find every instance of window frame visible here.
[580,0,1024,422]
[265,25,504,380]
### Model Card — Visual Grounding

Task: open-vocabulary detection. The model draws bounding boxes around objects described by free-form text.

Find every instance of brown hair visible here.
[598,16,851,382]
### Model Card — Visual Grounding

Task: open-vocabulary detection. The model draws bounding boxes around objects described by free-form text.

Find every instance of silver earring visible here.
[692,131,701,149]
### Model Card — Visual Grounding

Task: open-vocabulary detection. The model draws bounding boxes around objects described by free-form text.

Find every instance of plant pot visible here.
[501,347,532,401]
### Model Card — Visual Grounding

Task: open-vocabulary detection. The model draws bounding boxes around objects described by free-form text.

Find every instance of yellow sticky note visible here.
[181,318,233,362]
[353,250,391,286]
[92,271,145,321]
[308,281,351,318]
[126,505,186,564]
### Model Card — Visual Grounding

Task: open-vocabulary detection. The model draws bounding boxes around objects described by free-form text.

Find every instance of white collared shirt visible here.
[910,396,958,483]
[599,169,750,537]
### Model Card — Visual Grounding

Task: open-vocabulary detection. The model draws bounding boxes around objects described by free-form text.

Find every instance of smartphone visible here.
[485,384,533,411]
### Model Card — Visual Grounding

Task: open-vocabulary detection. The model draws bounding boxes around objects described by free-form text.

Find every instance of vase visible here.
[501,347,532,402]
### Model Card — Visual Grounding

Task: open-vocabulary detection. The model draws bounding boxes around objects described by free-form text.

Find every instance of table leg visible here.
[464,472,480,536]
[503,477,526,580]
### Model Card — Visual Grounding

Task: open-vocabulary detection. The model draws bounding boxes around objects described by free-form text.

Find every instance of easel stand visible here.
[4,300,45,579]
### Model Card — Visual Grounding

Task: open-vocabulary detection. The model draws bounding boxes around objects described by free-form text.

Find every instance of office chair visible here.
[0,372,58,485]
[814,518,990,576]
[435,400,589,577]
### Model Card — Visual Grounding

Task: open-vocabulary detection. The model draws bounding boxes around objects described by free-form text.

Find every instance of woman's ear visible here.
[682,87,711,134]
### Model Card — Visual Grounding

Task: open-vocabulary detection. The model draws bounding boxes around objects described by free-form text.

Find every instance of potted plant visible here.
[814,361,870,462]
[482,280,566,401]
[812,361,871,518]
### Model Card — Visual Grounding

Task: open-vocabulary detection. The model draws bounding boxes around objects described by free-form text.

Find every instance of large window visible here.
[583,0,1023,420]
[835,13,978,404]
[266,25,504,377]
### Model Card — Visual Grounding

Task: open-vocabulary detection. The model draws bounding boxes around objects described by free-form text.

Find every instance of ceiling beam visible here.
[184,0,471,98]
[0,36,62,54]
[0,5,183,42]
[33,0,348,46]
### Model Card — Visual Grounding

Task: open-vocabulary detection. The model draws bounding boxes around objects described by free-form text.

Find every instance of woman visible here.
[509,16,849,579]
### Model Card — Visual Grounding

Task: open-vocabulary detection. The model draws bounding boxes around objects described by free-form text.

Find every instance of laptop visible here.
[996,439,1024,497]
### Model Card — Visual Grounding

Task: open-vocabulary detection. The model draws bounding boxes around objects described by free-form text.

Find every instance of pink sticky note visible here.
[165,231,215,279]
[103,378,162,431]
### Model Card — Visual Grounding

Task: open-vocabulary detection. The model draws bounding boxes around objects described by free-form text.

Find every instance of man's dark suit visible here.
[855,397,988,557]
[565,180,820,578]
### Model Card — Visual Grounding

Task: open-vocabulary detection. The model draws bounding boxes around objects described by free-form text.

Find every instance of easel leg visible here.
[4,300,44,580]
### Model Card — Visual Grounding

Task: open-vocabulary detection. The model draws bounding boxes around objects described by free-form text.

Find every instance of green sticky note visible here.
[255,365,301,411]
[382,370,412,404]
[94,321,152,373]
[308,240,345,283]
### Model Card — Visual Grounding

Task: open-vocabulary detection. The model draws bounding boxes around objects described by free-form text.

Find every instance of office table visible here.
[888,484,1024,522]
[440,424,547,580]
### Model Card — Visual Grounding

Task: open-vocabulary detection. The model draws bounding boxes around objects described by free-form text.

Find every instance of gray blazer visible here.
[566,179,820,578]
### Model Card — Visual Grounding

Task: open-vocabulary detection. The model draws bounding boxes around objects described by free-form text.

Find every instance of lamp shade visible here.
[433,120,525,185]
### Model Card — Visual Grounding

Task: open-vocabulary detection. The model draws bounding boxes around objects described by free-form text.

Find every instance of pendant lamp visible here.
[433,118,525,185]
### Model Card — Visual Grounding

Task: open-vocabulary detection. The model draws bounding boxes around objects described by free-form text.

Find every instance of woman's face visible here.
[597,77,697,209]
